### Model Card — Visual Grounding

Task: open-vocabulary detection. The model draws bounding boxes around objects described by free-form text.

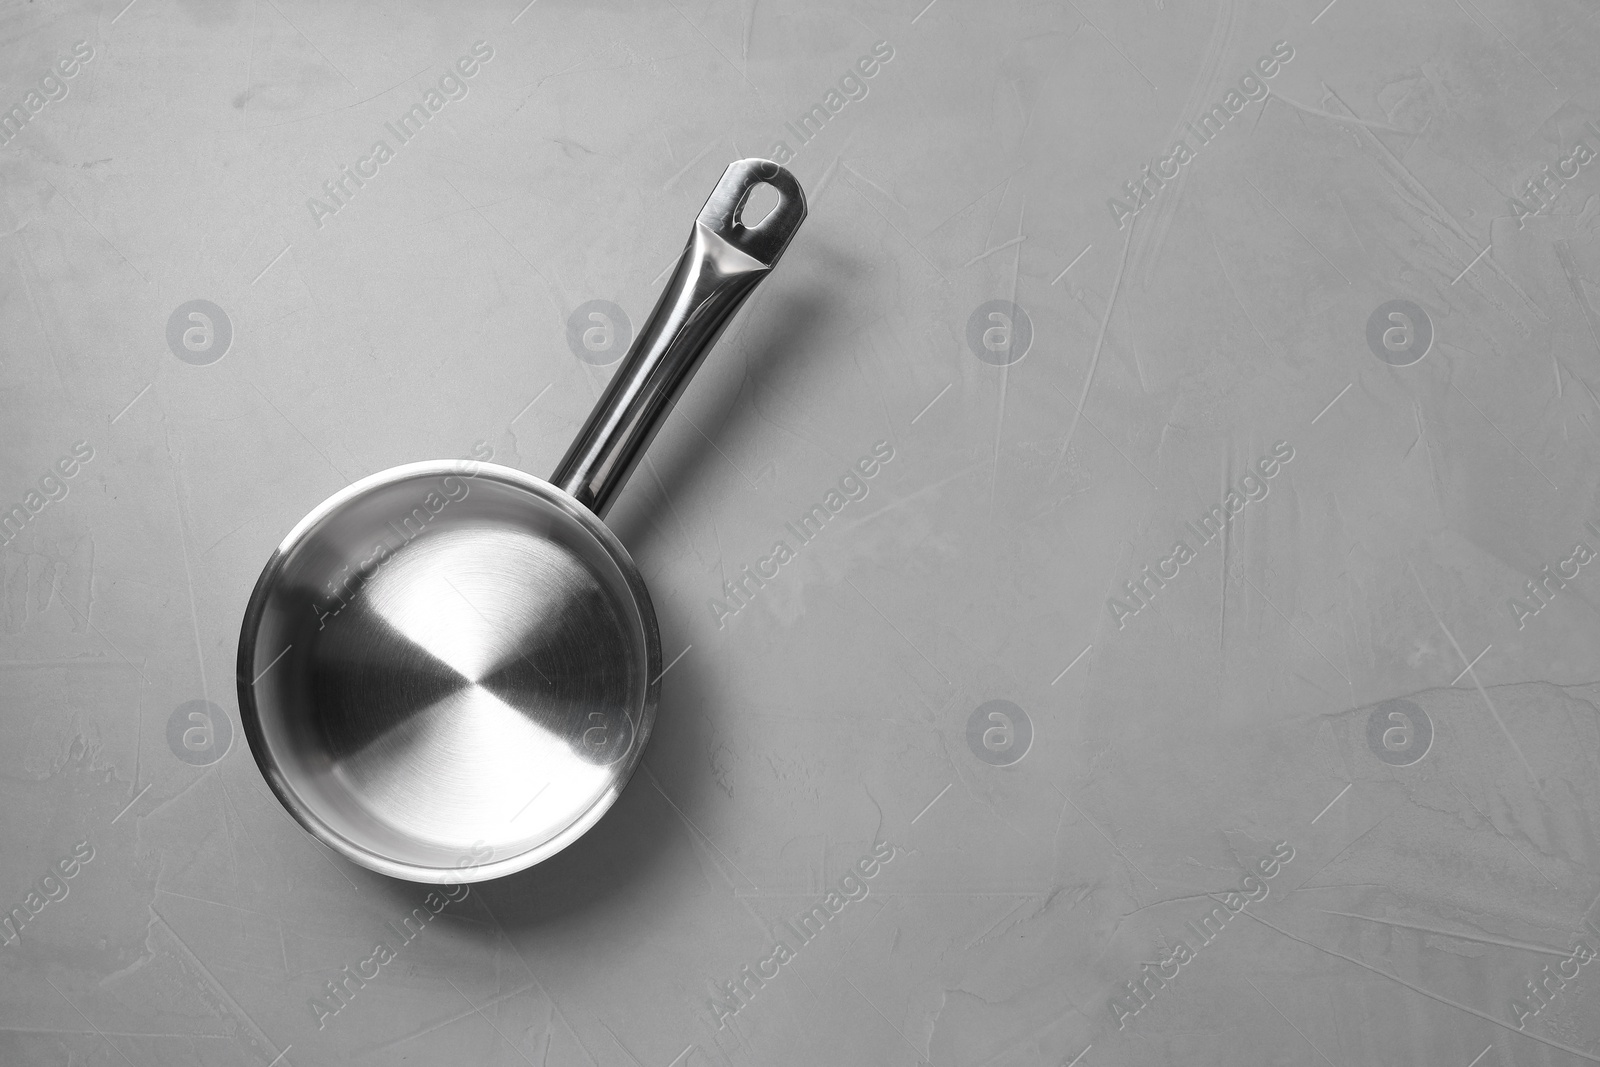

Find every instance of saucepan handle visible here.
[550,159,807,518]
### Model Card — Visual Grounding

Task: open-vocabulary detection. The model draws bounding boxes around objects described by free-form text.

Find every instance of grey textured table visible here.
[4,0,1600,1064]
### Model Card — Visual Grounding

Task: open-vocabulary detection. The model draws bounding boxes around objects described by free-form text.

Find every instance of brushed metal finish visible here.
[237,161,806,883]
[552,159,807,517]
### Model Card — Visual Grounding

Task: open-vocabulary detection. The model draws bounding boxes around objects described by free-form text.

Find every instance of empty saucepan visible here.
[237,159,806,882]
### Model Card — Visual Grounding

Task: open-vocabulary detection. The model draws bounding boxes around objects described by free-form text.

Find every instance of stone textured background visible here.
[3,0,1599,1063]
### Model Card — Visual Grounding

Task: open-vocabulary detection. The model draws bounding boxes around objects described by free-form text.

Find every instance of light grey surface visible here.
[3,1,1600,1064]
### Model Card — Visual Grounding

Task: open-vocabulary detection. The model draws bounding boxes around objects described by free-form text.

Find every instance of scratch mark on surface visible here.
[169,444,209,702]
[1411,563,1540,785]
[214,773,248,908]
[963,234,1025,267]
[1402,399,1425,460]
[673,408,760,489]
[1245,977,1339,1067]
[1241,574,1351,687]
[1241,910,1600,1062]
[851,460,987,529]
[1451,242,1492,285]
[927,166,1029,236]
[442,176,569,315]
[1050,214,1135,483]
[1242,175,1352,285]
[111,384,152,424]
[1267,90,1412,133]
[1312,382,1353,425]
[911,383,952,425]
[1334,191,1368,257]
[1066,0,1157,89]
[250,383,349,482]
[1450,781,1560,889]
[45,573,146,681]
[662,141,719,192]
[842,976,927,1060]
[1052,243,1093,284]
[110,783,152,825]
[640,454,700,566]
[843,575,951,685]
[1310,783,1351,824]
[1051,644,1092,685]
[1319,909,1570,956]
[741,0,757,69]
[146,910,289,1064]
[139,767,216,822]
[1048,382,1159,489]
[1323,83,1545,319]
[43,978,139,1066]
[41,176,149,282]
[842,165,949,285]
[1292,808,1397,890]
[1208,223,1274,356]
[912,783,952,824]
[1554,240,1600,354]
[989,198,1026,508]
[260,0,357,88]
[1448,644,1490,686]
[641,763,760,890]
[1054,785,1162,894]
[363,981,540,1055]
[1452,0,1561,91]
[661,0,766,100]
[840,159,909,214]
[251,245,291,285]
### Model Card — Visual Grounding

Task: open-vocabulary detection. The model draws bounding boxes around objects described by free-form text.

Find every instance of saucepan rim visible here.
[234,458,662,884]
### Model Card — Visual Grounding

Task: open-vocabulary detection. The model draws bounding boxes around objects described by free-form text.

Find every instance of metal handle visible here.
[551,159,807,518]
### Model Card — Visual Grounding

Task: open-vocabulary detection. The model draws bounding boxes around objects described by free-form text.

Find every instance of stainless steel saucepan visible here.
[237,159,806,882]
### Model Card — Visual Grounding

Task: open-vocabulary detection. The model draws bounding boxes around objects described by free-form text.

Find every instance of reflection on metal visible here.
[237,160,807,883]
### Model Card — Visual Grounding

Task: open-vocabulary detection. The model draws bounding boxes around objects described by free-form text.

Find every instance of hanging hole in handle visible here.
[736,182,781,230]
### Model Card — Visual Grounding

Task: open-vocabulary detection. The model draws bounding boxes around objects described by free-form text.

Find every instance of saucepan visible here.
[237,159,806,882]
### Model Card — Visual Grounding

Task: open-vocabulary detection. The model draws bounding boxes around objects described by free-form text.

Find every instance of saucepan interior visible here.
[237,460,660,883]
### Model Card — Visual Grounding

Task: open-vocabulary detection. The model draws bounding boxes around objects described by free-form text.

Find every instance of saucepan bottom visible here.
[237,460,660,883]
